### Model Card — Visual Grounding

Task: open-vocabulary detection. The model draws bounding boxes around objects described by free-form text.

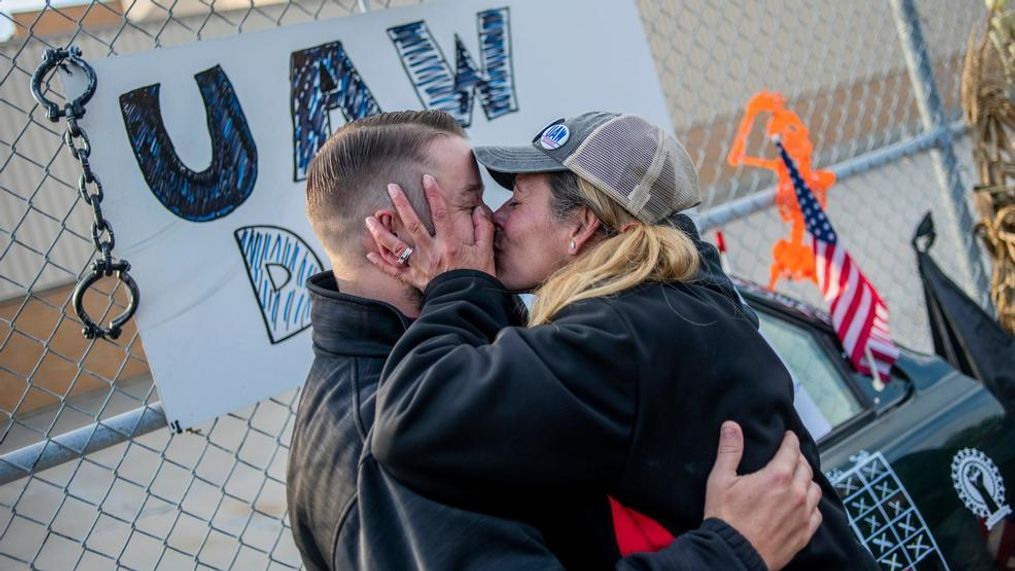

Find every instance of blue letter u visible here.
[119,65,258,223]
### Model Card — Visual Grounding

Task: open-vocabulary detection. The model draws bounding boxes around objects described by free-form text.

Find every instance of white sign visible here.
[76,0,673,428]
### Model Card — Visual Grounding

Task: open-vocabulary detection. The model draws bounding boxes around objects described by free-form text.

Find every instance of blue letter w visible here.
[388,8,518,128]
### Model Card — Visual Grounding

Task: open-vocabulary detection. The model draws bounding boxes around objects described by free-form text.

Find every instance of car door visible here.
[754,304,1015,570]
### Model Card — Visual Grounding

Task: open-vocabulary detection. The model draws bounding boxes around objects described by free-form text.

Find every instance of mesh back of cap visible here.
[563,115,701,223]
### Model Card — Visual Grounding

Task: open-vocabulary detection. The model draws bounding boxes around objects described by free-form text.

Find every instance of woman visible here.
[364,112,875,570]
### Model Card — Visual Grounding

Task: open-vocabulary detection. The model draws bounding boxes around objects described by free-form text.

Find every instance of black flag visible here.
[913,212,1015,412]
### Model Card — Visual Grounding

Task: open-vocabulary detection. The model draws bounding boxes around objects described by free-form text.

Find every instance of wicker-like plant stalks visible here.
[962,0,1015,333]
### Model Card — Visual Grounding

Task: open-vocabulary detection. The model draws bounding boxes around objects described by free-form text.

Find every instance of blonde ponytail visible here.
[529,175,699,326]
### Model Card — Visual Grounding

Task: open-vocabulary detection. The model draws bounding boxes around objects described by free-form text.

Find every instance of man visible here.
[287,110,823,570]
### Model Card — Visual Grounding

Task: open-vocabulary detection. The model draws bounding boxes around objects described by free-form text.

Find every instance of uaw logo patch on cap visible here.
[539,124,570,150]
[951,448,1012,530]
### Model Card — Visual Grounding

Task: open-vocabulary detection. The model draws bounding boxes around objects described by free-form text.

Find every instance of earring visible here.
[569,240,576,252]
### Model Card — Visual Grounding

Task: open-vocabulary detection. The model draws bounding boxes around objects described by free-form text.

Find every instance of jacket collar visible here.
[307,271,411,357]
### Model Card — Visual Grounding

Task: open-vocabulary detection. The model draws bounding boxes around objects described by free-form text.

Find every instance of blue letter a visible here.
[388,8,518,127]
[119,65,257,223]
[290,42,382,181]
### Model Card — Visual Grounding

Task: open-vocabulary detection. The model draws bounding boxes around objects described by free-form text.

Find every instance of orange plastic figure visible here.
[727,91,836,290]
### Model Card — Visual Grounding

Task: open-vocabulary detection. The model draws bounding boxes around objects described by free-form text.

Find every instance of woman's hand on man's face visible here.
[365,174,496,291]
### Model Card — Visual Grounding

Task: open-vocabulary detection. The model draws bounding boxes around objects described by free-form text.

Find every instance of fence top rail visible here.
[0,402,166,486]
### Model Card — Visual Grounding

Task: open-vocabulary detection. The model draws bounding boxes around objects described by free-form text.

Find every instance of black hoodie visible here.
[371,215,876,570]
[287,216,768,570]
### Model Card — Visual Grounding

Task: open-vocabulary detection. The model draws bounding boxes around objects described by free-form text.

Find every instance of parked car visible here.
[736,278,1013,570]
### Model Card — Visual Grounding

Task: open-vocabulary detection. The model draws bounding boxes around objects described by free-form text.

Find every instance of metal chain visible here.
[31,46,140,340]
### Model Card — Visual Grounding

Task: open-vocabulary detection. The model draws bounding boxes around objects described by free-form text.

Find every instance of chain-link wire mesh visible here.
[0,0,991,569]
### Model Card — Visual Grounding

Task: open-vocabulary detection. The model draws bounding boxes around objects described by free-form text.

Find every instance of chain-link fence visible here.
[0,0,991,569]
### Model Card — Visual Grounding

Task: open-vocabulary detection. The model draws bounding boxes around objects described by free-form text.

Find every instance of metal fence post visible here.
[890,0,992,307]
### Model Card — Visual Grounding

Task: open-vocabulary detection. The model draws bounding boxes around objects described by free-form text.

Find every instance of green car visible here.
[737,279,1013,570]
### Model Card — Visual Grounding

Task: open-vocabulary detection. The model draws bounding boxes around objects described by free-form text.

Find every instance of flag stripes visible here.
[774,140,899,378]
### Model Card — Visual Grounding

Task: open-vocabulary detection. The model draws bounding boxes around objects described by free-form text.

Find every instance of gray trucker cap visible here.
[474,112,702,224]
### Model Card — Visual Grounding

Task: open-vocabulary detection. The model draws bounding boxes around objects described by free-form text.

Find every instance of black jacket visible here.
[371,235,877,570]
[287,271,767,570]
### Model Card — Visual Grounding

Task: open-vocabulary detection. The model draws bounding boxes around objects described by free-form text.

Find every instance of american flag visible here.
[775,140,899,378]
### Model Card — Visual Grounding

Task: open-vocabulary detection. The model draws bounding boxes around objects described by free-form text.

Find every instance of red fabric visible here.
[608,496,675,556]
[715,230,727,253]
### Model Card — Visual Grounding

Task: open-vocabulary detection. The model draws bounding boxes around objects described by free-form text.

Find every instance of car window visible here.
[756,310,865,440]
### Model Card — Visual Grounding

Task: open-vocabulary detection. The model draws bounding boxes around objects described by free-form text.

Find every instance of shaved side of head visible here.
[305,110,466,264]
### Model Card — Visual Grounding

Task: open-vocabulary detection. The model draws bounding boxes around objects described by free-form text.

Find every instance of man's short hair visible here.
[306,110,466,260]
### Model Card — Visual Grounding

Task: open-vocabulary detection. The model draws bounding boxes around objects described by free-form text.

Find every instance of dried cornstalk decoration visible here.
[962,0,1015,334]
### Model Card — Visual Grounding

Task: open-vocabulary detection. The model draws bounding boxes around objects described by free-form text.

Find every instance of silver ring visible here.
[396,246,414,266]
